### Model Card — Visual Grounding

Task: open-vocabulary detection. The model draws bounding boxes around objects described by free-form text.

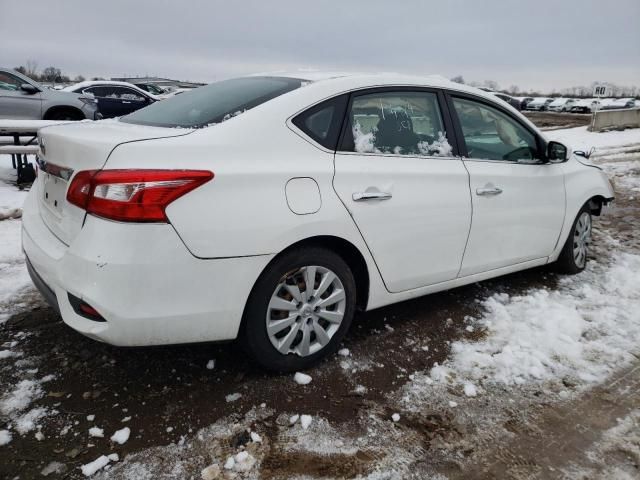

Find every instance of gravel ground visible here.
[0,119,639,479]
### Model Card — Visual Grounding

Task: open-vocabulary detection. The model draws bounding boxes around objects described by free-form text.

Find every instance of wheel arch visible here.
[587,194,609,216]
[246,235,370,315]
[43,105,85,120]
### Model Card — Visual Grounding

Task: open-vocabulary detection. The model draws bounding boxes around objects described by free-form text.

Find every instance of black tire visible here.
[241,247,356,372]
[46,109,84,121]
[555,204,592,274]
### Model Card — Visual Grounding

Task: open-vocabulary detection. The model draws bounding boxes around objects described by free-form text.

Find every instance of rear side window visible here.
[292,94,348,150]
[121,76,303,128]
[339,91,452,157]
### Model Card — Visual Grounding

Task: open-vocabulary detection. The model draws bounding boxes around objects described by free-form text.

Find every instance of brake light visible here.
[66,169,213,222]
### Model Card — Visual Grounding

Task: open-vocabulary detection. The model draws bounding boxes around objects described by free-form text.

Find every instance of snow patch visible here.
[293,372,312,385]
[424,251,640,391]
[110,427,130,445]
[0,429,12,445]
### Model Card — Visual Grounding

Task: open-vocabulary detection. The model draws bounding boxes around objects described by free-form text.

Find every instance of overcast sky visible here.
[1,0,638,91]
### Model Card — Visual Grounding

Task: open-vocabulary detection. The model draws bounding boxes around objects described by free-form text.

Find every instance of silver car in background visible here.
[0,68,100,120]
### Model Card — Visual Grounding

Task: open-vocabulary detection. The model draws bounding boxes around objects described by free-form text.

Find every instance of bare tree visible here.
[25,60,39,79]
[42,66,62,83]
[483,80,500,91]
[508,85,519,95]
[73,75,86,82]
[450,75,465,84]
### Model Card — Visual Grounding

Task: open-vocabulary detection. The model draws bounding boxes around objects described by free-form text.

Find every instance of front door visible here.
[449,95,566,277]
[333,89,472,293]
[0,71,42,119]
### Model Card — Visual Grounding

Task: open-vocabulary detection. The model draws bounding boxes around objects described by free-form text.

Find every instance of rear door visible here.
[332,88,471,293]
[112,87,149,115]
[448,94,565,276]
[83,86,119,118]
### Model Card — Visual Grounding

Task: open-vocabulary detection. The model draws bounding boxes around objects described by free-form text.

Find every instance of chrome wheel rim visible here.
[266,265,346,357]
[573,212,591,269]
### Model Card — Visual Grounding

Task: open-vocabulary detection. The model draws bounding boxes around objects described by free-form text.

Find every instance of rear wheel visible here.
[241,247,356,372]
[46,108,84,121]
[556,206,592,274]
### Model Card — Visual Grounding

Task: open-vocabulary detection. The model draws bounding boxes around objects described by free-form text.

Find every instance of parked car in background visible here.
[22,73,614,371]
[569,99,600,113]
[491,92,521,110]
[547,98,578,112]
[0,67,100,120]
[133,82,174,99]
[64,81,158,118]
[602,98,637,110]
[515,96,534,110]
[134,82,167,95]
[525,97,554,111]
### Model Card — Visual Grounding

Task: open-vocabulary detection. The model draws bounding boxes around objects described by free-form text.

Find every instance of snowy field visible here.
[0,125,639,479]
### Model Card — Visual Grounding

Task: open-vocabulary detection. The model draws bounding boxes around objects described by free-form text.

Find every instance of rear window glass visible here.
[291,94,348,150]
[121,76,304,128]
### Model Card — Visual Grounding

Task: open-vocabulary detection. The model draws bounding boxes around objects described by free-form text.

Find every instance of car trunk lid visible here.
[36,120,193,245]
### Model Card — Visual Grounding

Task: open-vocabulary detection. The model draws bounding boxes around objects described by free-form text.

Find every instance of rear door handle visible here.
[476,187,503,196]
[352,191,392,201]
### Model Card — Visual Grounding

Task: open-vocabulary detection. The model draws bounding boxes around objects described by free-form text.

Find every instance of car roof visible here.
[62,80,152,93]
[258,71,511,103]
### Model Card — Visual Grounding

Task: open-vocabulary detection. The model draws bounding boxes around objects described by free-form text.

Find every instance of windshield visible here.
[139,84,165,95]
[121,76,304,128]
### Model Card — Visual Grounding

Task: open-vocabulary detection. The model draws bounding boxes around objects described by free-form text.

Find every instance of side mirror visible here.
[20,83,39,94]
[547,141,569,163]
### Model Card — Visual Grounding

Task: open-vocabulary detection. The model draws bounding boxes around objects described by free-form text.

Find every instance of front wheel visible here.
[241,247,356,372]
[556,206,592,274]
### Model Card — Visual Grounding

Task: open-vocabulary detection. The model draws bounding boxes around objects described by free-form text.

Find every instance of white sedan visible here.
[22,73,614,371]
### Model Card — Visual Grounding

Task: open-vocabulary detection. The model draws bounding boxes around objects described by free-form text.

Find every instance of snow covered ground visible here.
[0,125,639,478]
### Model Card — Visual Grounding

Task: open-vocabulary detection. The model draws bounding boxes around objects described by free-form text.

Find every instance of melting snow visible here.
[0,429,12,445]
[293,372,312,385]
[110,427,130,445]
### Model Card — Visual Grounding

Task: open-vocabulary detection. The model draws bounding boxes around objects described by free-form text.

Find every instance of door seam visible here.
[456,158,474,278]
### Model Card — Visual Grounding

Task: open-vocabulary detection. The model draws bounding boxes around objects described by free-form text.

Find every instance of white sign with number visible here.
[593,85,610,97]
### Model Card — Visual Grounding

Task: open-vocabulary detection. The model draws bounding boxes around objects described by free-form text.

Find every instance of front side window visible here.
[0,72,23,91]
[340,91,452,157]
[452,97,539,162]
[121,76,304,128]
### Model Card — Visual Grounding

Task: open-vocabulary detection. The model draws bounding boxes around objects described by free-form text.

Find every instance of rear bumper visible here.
[21,188,273,346]
[25,255,60,314]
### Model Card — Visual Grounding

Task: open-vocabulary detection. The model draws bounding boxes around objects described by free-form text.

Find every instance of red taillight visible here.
[66,169,214,222]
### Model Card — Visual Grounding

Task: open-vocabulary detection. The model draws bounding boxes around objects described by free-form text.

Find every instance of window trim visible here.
[445,91,548,164]
[336,86,460,159]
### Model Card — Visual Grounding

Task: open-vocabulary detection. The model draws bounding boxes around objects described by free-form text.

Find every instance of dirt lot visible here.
[1,118,639,479]
[522,111,591,130]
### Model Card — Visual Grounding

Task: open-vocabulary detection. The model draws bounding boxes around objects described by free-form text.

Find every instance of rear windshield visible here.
[120,76,304,128]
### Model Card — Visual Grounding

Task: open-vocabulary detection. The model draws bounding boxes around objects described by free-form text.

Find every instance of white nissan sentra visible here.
[22,73,614,371]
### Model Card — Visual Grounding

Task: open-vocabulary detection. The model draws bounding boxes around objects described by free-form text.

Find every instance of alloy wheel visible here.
[573,212,591,269]
[266,265,346,357]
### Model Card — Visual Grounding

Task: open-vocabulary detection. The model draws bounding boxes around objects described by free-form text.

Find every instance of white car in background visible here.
[525,97,554,111]
[569,99,600,113]
[22,73,614,371]
[602,98,637,110]
[547,98,578,112]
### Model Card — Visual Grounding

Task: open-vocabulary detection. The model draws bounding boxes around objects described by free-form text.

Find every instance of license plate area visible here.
[42,173,68,217]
